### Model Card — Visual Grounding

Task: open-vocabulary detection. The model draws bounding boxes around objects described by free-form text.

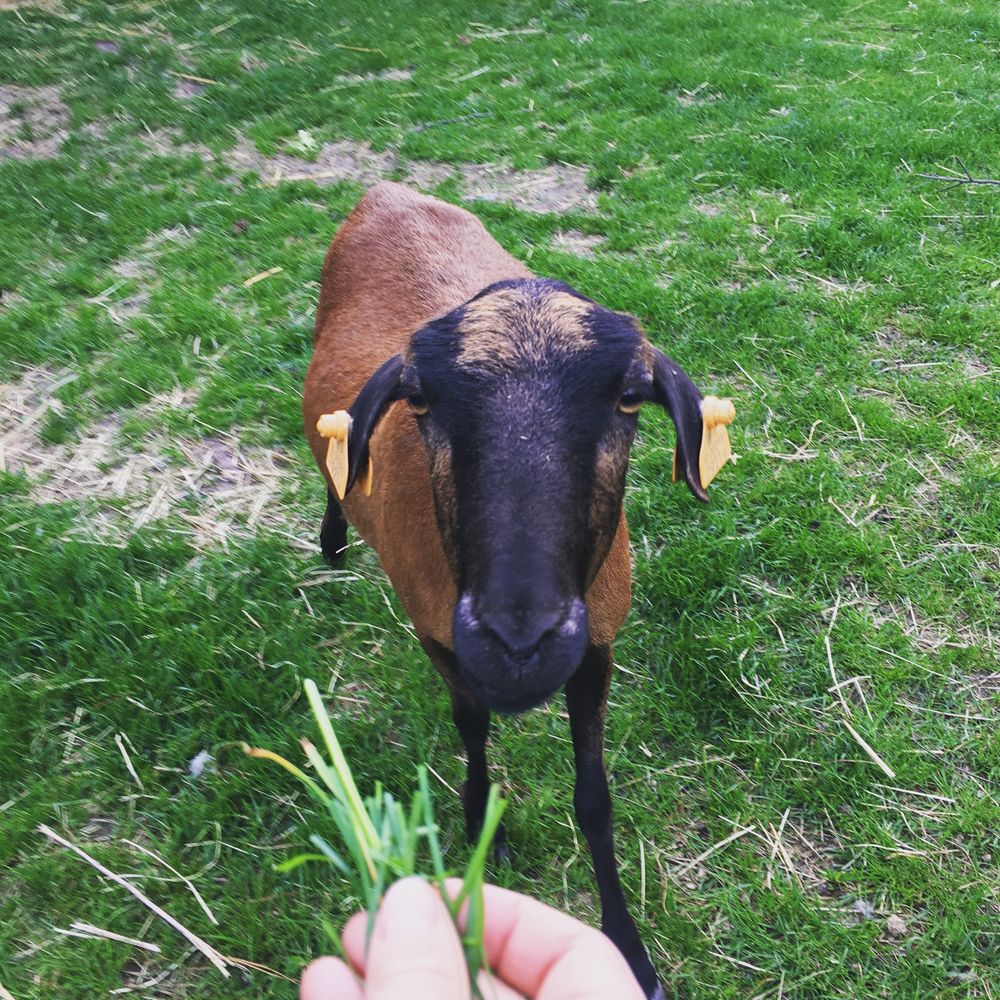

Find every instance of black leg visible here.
[419,637,508,862]
[566,644,661,1000]
[319,487,348,562]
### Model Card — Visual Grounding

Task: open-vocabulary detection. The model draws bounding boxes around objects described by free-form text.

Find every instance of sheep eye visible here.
[617,389,644,414]
[407,393,429,416]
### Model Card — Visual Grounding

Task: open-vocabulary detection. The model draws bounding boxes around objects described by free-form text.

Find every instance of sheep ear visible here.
[651,349,709,502]
[344,354,405,497]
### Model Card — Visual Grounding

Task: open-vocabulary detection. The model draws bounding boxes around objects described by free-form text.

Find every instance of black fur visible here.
[567,644,660,998]
[419,636,509,864]
[652,349,707,502]
[344,353,405,495]
[319,487,348,562]
[405,281,644,710]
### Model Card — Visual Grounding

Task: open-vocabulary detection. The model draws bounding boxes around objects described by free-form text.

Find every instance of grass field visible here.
[1,0,998,997]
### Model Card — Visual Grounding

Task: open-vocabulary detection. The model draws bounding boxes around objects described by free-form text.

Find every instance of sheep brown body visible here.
[302,182,712,1000]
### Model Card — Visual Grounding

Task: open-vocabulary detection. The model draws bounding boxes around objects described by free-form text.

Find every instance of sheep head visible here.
[341,279,712,713]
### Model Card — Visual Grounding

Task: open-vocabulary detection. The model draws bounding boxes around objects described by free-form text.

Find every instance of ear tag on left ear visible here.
[699,396,735,489]
[317,411,352,501]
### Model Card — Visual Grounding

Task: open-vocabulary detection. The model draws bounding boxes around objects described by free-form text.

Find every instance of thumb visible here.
[363,877,470,1000]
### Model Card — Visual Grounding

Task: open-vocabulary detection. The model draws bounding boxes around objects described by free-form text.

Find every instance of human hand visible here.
[300,876,645,999]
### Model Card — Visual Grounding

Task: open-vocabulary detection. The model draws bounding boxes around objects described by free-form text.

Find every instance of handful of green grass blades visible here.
[245,679,506,996]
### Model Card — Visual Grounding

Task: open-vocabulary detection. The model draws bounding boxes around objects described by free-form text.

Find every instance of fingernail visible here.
[377,877,441,938]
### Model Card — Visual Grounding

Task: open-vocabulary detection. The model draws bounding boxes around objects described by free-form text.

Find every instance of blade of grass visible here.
[418,766,446,880]
[274,852,328,873]
[308,835,354,879]
[242,744,326,802]
[300,737,377,881]
[451,785,506,913]
[304,679,380,849]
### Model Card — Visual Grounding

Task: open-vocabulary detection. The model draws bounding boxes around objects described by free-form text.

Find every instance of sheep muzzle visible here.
[453,593,589,713]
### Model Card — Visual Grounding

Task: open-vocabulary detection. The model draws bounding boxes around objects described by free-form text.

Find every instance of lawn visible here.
[1,0,997,997]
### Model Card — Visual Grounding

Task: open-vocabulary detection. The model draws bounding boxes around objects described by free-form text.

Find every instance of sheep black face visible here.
[344,279,707,713]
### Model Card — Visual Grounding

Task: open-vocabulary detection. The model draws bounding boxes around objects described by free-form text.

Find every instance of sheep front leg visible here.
[566,644,661,1000]
[319,487,348,562]
[419,637,509,862]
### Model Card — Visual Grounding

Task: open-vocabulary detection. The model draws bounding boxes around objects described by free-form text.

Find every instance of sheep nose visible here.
[479,607,564,659]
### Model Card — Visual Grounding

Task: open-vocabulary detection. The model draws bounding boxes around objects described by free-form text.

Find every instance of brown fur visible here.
[303,182,630,649]
[455,287,595,372]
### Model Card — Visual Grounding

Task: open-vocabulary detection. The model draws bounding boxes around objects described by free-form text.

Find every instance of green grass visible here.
[1,0,997,997]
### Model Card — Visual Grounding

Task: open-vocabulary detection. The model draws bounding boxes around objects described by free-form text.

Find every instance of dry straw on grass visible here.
[1,366,311,549]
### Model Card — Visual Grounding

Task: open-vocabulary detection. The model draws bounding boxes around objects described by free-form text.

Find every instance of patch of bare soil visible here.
[794,271,872,296]
[868,325,997,409]
[549,229,605,258]
[1,367,312,550]
[854,385,924,421]
[753,189,793,205]
[962,673,1000,701]
[229,140,601,214]
[460,161,598,214]
[0,84,69,159]
[962,352,992,379]
[403,159,459,190]
[145,225,197,251]
[912,479,942,508]
[693,200,723,218]
[899,455,960,513]
[173,77,206,100]
[110,224,196,291]
[335,67,414,84]
[873,324,908,351]
[135,126,600,214]
[240,50,267,73]
[224,136,395,187]
[870,599,951,652]
[79,285,151,327]
[676,87,722,107]
[0,0,64,10]
[111,259,149,281]
[138,128,212,159]
[750,811,845,891]
[836,576,982,654]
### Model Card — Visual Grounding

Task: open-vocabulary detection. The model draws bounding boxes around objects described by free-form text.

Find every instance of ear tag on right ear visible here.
[699,396,735,489]
[317,411,352,501]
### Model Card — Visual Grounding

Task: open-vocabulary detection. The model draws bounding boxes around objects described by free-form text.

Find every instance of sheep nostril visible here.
[479,607,563,660]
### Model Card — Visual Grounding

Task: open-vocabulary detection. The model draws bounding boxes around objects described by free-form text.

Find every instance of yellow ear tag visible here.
[355,455,373,497]
[317,411,352,501]
[672,396,735,489]
[699,396,735,489]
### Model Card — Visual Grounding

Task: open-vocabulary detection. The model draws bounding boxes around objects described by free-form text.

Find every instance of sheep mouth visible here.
[452,594,589,714]
[463,674,558,714]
